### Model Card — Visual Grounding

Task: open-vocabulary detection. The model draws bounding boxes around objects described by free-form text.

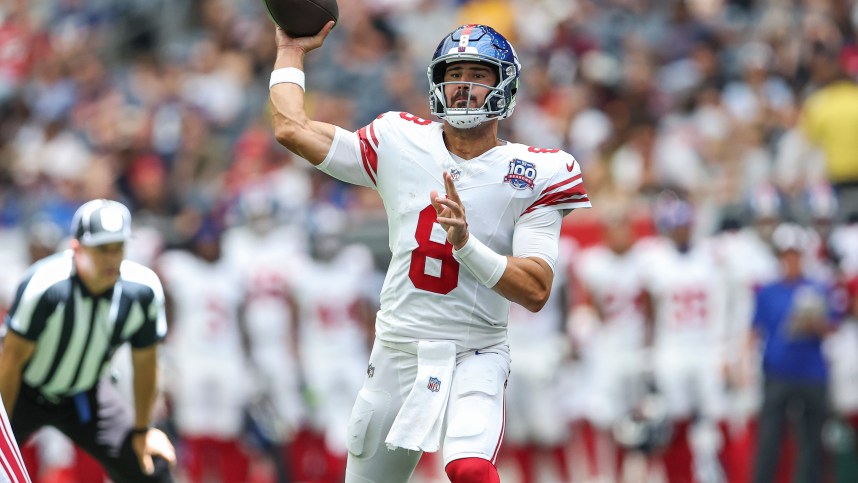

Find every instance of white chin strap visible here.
[445,109,490,129]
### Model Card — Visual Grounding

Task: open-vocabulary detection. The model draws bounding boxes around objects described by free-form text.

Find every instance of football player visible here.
[222,188,309,481]
[157,219,252,482]
[291,203,377,482]
[638,193,730,483]
[269,22,590,483]
[571,207,648,481]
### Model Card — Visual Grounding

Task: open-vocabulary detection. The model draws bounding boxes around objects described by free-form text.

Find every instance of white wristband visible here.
[269,67,305,91]
[452,235,508,288]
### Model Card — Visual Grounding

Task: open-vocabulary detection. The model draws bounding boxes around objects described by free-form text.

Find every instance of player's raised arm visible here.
[270,23,338,165]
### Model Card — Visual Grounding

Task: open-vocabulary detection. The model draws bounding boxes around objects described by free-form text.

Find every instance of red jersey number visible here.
[400,113,432,125]
[669,289,709,328]
[527,146,560,154]
[409,205,459,294]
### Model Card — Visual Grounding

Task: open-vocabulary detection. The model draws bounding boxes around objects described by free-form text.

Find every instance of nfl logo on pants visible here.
[427,377,441,392]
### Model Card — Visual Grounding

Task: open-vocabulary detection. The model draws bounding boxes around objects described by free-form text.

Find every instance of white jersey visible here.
[638,237,731,420]
[294,245,376,453]
[574,244,647,352]
[294,244,376,355]
[713,229,779,346]
[222,225,307,433]
[638,237,728,352]
[157,250,245,360]
[222,225,304,360]
[319,112,590,349]
[157,250,250,437]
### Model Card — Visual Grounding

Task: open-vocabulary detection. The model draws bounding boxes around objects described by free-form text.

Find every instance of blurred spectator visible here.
[799,41,858,222]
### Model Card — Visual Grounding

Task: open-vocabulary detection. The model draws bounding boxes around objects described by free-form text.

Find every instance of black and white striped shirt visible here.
[4,251,167,400]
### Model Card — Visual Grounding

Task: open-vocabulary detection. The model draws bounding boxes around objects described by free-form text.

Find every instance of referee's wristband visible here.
[452,235,507,288]
[269,67,305,91]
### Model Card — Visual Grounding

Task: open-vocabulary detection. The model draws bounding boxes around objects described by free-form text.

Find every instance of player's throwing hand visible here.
[431,171,469,250]
[274,21,335,53]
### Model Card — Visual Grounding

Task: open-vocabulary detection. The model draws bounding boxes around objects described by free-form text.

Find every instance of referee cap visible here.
[71,199,132,246]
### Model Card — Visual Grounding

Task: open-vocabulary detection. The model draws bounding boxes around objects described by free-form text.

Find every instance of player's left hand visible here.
[431,171,469,249]
[131,428,176,475]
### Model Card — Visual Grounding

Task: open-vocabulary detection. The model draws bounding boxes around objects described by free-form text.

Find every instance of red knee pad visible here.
[445,457,500,483]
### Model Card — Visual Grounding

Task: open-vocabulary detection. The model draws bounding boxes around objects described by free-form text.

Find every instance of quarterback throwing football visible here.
[269,21,590,483]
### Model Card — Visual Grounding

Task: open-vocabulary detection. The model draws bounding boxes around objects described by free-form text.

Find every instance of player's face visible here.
[605,220,634,254]
[73,241,124,293]
[668,224,692,247]
[195,238,221,263]
[443,62,498,109]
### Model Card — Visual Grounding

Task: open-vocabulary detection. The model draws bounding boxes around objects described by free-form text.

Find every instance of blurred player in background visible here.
[713,189,782,483]
[504,237,577,483]
[269,21,590,483]
[157,218,251,483]
[291,203,376,482]
[222,187,309,483]
[638,193,730,483]
[571,207,649,481]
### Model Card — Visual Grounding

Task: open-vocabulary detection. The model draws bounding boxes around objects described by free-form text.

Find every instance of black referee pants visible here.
[11,379,172,482]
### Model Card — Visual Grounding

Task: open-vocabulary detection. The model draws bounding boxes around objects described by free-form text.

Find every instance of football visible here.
[264,0,338,38]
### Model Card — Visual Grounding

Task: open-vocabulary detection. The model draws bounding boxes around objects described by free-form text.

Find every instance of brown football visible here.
[264,0,338,38]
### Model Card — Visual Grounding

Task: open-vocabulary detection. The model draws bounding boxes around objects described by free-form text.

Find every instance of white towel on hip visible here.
[385,340,457,452]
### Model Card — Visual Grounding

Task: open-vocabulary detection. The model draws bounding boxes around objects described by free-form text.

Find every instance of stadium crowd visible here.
[1,0,858,482]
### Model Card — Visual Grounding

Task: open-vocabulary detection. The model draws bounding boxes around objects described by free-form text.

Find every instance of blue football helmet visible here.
[428,24,521,129]
[653,190,694,233]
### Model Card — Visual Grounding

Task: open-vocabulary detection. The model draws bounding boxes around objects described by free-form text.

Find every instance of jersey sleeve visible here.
[512,209,563,272]
[317,113,394,189]
[522,154,591,217]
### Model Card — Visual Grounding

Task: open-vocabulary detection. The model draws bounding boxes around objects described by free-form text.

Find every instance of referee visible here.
[0,199,175,482]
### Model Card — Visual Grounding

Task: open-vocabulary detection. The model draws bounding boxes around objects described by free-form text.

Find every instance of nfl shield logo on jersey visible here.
[450,168,462,181]
[427,376,442,392]
[504,159,536,190]
[367,363,375,378]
